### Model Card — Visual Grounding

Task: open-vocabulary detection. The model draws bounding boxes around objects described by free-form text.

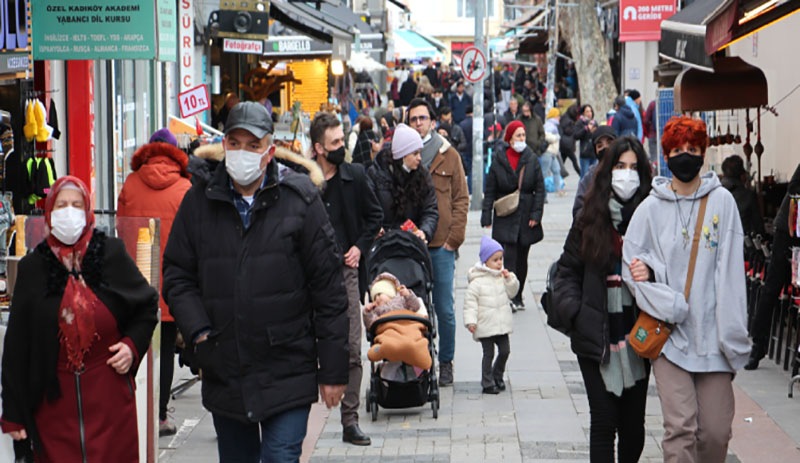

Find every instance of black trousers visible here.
[503,241,530,304]
[160,321,178,421]
[480,334,510,389]
[561,150,581,176]
[750,228,791,346]
[577,356,650,463]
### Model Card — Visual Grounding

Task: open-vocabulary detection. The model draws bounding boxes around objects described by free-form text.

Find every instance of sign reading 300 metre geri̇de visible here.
[32,0,164,60]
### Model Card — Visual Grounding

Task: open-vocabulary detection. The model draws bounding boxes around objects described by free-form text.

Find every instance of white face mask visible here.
[611,168,640,201]
[226,148,267,186]
[512,141,527,153]
[50,206,87,245]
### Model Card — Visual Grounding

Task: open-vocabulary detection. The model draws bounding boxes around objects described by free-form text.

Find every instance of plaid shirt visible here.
[230,176,268,229]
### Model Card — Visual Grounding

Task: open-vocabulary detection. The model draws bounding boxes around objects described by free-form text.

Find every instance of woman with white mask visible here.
[481,120,545,311]
[1,176,158,462]
[550,137,653,462]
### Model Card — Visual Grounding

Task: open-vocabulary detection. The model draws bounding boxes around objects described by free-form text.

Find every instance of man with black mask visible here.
[573,125,617,218]
[311,112,384,446]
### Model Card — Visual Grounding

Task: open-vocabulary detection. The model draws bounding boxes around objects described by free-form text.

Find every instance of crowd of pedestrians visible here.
[2,60,784,463]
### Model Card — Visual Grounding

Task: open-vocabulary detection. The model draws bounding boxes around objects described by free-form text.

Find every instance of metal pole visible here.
[545,0,559,111]
[471,0,485,210]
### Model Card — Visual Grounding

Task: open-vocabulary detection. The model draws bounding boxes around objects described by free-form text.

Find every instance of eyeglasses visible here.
[409,115,430,124]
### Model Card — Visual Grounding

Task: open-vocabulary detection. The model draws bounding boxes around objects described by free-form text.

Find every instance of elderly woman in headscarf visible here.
[1,176,158,462]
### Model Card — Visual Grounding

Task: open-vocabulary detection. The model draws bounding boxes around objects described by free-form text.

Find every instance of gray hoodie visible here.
[622,172,751,373]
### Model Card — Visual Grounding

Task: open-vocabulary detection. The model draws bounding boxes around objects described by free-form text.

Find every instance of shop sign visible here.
[264,36,330,56]
[223,38,263,55]
[31,0,158,60]
[179,0,194,91]
[0,52,28,74]
[157,0,177,61]
[177,84,209,118]
[619,0,677,42]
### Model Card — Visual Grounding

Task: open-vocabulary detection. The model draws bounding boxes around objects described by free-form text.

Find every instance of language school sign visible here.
[32,0,176,61]
[619,0,676,42]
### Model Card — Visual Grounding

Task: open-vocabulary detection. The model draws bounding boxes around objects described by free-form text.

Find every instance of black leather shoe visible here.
[342,424,371,446]
[495,379,506,391]
[482,386,500,394]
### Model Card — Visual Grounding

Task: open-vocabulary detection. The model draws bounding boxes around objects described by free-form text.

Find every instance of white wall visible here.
[724,12,800,181]
[623,41,660,105]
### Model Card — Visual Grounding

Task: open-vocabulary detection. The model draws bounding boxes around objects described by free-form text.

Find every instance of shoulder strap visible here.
[684,195,709,299]
[517,165,526,191]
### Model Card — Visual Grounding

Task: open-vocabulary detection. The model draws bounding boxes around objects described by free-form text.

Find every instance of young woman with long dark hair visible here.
[551,136,653,462]
[366,123,438,242]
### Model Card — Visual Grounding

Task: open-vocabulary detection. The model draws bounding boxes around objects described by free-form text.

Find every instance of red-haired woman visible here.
[621,116,750,462]
[1,176,158,462]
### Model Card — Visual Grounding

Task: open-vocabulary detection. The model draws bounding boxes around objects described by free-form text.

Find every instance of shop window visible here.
[457,0,495,18]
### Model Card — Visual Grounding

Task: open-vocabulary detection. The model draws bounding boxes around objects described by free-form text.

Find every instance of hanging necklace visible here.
[673,183,700,248]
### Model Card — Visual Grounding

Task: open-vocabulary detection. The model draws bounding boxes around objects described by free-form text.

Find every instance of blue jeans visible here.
[212,405,310,463]
[580,158,597,180]
[429,247,456,363]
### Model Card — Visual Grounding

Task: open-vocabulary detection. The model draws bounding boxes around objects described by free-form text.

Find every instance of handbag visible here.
[493,165,526,217]
[628,195,708,359]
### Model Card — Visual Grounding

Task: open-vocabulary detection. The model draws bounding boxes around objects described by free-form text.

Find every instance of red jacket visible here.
[117,142,191,321]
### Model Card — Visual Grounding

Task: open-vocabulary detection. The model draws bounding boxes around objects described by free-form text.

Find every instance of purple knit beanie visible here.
[149,128,178,146]
[479,236,504,263]
[391,123,423,160]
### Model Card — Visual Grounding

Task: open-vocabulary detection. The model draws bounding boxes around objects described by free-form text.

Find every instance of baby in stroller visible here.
[363,272,431,370]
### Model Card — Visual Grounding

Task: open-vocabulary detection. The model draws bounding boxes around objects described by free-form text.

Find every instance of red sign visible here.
[223,38,264,55]
[619,0,677,42]
[705,2,737,54]
[178,84,210,118]
[460,47,486,83]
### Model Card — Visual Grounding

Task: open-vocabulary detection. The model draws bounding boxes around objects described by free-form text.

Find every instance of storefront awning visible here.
[661,0,800,72]
[392,29,446,62]
[269,0,384,60]
[659,0,734,72]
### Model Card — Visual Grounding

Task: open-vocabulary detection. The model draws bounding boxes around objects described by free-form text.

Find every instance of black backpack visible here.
[540,261,558,316]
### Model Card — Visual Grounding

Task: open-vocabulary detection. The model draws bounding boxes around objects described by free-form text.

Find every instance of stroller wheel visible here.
[431,398,439,419]
[365,388,372,413]
[371,399,379,421]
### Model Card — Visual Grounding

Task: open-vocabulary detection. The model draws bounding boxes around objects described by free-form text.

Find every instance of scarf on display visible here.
[599,198,647,396]
[45,176,101,372]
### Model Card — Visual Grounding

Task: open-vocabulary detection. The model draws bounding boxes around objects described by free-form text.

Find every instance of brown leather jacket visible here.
[428,135,470,249]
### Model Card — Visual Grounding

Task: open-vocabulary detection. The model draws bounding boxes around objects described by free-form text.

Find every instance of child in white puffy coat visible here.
[464,236,520,394]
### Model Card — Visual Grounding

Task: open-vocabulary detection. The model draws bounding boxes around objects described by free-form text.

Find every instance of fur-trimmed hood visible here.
[190,143,324,189]
[273,146,324,189]
[132,142,189,175]
[193,143,226,162]
[130,142,190,190]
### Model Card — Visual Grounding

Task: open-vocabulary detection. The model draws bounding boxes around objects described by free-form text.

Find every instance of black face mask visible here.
[667,152,704,182]
[596,147,609,160]
[326,146,346,166]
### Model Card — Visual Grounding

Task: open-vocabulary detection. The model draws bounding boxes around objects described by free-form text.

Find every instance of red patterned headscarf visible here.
[45,176,100,371]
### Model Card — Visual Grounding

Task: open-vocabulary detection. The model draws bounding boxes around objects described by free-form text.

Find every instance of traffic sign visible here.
[460,47,487,83]
[178,84,210,118]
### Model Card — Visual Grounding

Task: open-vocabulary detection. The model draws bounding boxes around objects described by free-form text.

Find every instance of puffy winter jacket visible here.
[162,160,349,423]
[117,141,191,322]
[464,264,519,341]
[612,105,638,137]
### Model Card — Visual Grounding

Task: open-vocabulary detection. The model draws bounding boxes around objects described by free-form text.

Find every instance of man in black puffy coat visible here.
[163,102,349,462]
